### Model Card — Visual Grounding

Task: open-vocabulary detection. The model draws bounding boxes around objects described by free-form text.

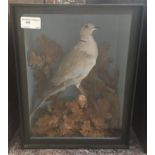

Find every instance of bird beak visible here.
[94,26,99,31]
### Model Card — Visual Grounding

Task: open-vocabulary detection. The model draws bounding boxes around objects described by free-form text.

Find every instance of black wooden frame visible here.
[10,3,145,149]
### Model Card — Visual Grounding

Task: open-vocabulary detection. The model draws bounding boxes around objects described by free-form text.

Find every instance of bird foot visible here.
[79,86,88,96]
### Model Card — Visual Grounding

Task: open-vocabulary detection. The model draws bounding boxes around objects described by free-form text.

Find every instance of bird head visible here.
[80,23,98,36]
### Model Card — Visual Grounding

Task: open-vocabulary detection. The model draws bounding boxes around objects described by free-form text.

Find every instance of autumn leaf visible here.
[59,115,76,136]
[66,101,82,115]
[37,35,62,65]
[77,94,87,108]
[80,120,93,136]
[91,114,105,129]
[27,49,43,65]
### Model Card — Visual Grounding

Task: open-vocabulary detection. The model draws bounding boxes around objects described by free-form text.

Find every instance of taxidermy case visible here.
[11,3,145,148]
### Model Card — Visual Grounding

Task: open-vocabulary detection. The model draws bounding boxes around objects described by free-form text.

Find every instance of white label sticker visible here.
[20,17,41,29]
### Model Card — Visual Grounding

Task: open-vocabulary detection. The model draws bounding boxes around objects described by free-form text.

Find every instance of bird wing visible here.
[52,43,92,86]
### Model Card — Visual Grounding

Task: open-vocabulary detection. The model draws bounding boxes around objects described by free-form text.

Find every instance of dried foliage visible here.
[77,95,87,108]
[80,120,93,136]
[29,38,120,137]
[28,49,43,65]
[27,35,62,98]
[31,93,119,137]
[36,35,62,65]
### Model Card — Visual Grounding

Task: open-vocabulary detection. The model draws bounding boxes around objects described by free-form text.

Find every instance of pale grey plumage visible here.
[31,23,98,116]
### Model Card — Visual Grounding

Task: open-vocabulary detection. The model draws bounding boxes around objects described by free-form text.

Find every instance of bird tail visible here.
[30,84,65,119]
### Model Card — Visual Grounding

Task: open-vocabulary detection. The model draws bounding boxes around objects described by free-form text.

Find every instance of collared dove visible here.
[31,23,98,115]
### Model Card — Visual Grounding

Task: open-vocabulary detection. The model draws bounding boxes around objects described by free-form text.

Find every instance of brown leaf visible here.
[59,115,76,136]
[27,49,43,65]
[91,114,105,129]
[32,114,52,135]
[35,114,51,128]
[48,115,60,128]
[80,120,93,136]
[66,101,82,115]
[77,95,87,108]
[37,35,62,64]
[33,113,60,135]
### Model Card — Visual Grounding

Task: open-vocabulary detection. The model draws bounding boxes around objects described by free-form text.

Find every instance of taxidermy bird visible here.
[31,23,98,116]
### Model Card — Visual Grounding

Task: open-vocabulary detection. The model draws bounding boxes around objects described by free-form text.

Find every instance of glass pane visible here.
[23,12,132,137]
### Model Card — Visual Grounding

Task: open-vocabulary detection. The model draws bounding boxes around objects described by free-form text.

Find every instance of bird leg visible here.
[76,84,87,96]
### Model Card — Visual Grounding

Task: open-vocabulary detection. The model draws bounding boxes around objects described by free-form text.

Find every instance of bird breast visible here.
[80,37,98,62]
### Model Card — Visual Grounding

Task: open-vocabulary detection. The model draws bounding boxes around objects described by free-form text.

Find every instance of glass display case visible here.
[11,3,145,148]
